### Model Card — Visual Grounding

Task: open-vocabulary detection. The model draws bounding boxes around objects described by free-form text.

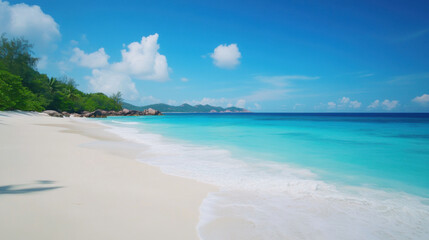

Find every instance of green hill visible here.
[122,102,249,113]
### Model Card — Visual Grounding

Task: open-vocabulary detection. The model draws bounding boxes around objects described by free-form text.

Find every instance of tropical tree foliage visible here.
[0,70,43,111]
[110,91,123,106]
[0,35,122,112]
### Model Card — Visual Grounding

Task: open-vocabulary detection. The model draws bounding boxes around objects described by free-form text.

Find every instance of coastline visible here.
[0,112,217,240]
[98,113,429,240]
[2,112,429,239]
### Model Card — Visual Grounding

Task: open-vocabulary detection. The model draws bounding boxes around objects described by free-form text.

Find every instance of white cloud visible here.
[184,97,234,107]
[113,33,169,81]
[338,97,361,109]
[367,99,399,110]
[70,47,110,68]
[235,99,246,108]
[368,100,380,109]
[210,43,241,69]
[184,97,248,109]
[180,77,189,82]
[412,94,429,104]
[382,100,399,110]
[349,100,361,109]
[194,97,227,106]
[327,102,336,109]
[339,97,350,105]
[86,69,138,100]
[0,0,60,50]
[198,98,218,105]
[83,34,169,100]
[254,103,261,110]
[327,97,361,110]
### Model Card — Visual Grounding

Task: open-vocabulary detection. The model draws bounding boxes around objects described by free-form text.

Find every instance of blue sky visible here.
[1,0,429,112]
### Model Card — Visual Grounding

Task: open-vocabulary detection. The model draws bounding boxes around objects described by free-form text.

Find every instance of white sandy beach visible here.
[0,112,216,240]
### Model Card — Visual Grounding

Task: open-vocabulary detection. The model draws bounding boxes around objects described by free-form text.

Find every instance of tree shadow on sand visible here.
[0,111,39,117]
[0,181,62,195]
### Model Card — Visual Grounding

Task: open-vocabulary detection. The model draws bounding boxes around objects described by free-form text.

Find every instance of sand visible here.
[0,111,216,240]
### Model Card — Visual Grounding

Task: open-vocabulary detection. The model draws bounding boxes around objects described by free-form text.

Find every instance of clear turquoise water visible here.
[94,113,429,239]
[102,113,429,197]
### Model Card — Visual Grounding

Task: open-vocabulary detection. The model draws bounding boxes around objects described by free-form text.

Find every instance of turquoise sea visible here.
[94,113,429,239]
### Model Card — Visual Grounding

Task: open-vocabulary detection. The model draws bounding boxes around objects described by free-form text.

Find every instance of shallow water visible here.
[94,113,429,239]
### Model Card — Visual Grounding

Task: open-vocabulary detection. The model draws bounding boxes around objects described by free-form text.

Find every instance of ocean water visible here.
[94,113,429,239]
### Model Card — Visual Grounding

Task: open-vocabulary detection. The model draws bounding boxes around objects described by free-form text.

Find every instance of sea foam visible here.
[101,120,429,240]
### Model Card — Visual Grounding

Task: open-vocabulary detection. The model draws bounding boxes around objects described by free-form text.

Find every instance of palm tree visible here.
[110,91,123,105]
[64,84,77,100]
[48,77,57,94]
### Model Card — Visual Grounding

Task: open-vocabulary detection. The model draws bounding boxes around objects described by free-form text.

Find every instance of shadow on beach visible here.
[0,111,40,117]
[0,181,62,195]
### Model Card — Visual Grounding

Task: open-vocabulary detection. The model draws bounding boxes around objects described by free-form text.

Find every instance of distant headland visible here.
[122,102,250,113]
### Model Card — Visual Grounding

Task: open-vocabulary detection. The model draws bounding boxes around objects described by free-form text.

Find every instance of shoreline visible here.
[96,113,429,240]
[0,112,217,240]
[2,111,429,239]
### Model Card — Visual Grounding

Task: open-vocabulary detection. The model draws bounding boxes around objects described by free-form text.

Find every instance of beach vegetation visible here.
[0,35,122,112]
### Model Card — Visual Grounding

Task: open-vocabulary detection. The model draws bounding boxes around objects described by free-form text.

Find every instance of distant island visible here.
[123,102,250,113]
